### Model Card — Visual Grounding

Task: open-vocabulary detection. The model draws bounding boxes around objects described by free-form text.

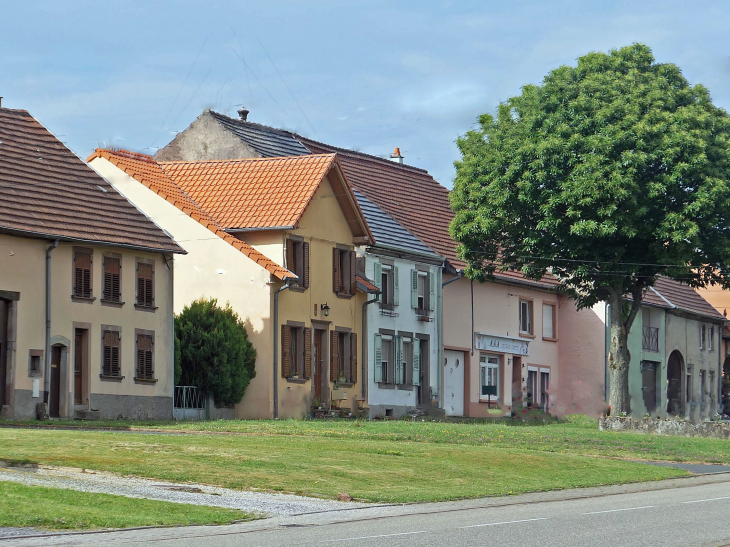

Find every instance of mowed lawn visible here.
[0,481,252,530]
[0,417,701,503]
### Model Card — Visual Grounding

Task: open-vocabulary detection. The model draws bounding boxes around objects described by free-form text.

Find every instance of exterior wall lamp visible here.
[321,302,330,317]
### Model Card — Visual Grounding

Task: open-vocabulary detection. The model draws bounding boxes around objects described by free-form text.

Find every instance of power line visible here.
[167,68,212,131]
[228,45,287,117]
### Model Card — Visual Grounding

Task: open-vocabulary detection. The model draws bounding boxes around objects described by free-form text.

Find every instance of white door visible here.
[444,350,465,416]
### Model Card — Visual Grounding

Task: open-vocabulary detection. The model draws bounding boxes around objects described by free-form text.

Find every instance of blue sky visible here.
[2,1,729,186]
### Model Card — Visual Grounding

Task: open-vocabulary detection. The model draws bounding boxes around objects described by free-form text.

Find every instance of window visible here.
[542,303,556,339]
[136,262,154,308]
[480,355,500,400]
[519,299,533,335]
[330,330,356,383]
[527,368,538,406]
[136,333,154,380]
[28,349,43,378]
[73,250,92,298]
[374,334,393,383]
[700,370,707,404]
[709,326,715,352]
[540,370,550,412]
[102,256,121,303]
[333,248,356,296]
[102,330,121,377]
[411,269,434,314]
[374,263,399,309]
[281,325,311,379]
[399,339,412,385]
[286,239,309,289]
[700,325,706,350]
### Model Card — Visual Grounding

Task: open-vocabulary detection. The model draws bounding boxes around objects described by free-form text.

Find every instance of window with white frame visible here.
[542,303,556,339]
[519,299,533,335]
[479,354,500,400]
[374,263,398,309]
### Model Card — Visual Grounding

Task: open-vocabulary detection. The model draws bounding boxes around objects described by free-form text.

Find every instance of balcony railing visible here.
[642,326,659,352]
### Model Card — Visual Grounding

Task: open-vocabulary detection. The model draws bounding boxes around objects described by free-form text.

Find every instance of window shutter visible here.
[286,239,294,273]
[411,270,419,309]
[74,253,92,298]
[350,332,357,384]
[393,266,399,306]
[332,248,340,293]
[394,336,401,384]
[302,242,310,289]
[137,263,153,306]
[374,333,382,383]
[349,251,357,295]
[304,327,312,379]
[104,257,121,302]
[330,331,339,382]
[412,338,420,386]
[103,331,120,376]
[281,325,291,378]
[373,262,382,290]
[429,272,435,311]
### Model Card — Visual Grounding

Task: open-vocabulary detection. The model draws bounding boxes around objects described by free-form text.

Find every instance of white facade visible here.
[361,249,442,417]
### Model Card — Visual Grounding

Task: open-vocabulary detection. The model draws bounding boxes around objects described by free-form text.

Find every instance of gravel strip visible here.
[0,465,376,517]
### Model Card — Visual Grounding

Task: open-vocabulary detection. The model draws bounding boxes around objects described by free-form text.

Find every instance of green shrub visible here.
[175,298,256,407]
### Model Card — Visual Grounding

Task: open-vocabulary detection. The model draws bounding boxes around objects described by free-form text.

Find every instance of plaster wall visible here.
[362,251,441,416]
[442,276,559,417]
[0,231,174,420]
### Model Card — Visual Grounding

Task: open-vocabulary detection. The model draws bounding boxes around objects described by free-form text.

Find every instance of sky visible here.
[2,0,730,187]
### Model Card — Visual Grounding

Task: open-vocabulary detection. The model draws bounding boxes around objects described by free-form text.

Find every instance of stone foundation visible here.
[599,416,730,439]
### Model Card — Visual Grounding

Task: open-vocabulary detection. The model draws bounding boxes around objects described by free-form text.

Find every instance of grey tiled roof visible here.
[208,111,310,158]
[354,190,437,257]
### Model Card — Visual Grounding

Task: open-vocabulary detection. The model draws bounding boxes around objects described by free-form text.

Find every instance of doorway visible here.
[641,361,658,414]
[0,299,7,409]
[417,339,429,407]
[313,329,326,404]
[50,346,61,418]
[443,350,465,416]
[667,350,684,415]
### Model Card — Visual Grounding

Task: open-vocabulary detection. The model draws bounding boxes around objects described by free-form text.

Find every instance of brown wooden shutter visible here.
[332,248,340,293]
[137,335,153,379]
[349,250,357,295]
[74,253,91,298]
[137,263,154,307]
[302,242,310,289]
[104,257,121,302]
[350,332,357,384]
[103,331,120,377]
[304,327,312,379]
[330,330,339,382]
[286,239,294,273]
[281,325,291,378]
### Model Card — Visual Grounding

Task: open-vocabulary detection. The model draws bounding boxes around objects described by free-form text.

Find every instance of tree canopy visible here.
[450,44,730,413]
[175,298,256,408]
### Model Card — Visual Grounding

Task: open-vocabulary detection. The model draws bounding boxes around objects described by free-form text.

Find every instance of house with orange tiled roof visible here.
[88,148,373,418]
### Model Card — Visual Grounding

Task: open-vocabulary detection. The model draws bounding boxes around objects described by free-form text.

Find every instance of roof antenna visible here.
[237,106,249,121]
[0,97,3,108]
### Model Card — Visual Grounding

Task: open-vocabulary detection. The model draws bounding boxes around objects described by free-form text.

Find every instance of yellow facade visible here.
[0,232,175,420]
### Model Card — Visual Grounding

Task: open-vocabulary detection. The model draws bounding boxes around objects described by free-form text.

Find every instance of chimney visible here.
[389,147,404,164]
[237,107,249,121]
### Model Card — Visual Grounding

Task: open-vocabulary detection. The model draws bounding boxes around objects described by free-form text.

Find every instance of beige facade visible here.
[442,275,561,417]
[0,232,175,420]
[90,157,367,419]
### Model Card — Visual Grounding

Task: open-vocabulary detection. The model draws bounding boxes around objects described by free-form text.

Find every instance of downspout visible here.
[272,279,294,419]
[361,292,381,400]
[43,239,59,405]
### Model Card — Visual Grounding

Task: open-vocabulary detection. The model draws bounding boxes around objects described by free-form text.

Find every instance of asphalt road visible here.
[5,474,730,547]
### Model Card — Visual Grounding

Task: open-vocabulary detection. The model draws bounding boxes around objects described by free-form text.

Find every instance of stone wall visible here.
[599,416,730,439]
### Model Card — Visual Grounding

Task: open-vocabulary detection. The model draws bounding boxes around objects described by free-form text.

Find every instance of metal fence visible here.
[173,386,206,420]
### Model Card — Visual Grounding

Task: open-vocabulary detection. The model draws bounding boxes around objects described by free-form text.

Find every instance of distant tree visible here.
[450,44,730,415]
[175,298,256,407]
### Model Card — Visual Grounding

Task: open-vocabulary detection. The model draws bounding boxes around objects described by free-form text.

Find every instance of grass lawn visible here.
[0,417,694,503]
[0,481,252,531]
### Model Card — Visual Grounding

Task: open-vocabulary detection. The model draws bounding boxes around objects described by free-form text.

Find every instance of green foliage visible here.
[451,43,730,309]
[175,298,256,407]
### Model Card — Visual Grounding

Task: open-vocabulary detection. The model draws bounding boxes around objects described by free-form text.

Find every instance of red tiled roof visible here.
[356,275,379,293]
[87,149,294,281]
[646,276,725,321]
[298,137,557,290]
[0,108,181,253]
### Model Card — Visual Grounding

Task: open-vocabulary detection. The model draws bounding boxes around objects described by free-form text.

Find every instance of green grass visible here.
[0,417,692,503]
[0,481,252,531]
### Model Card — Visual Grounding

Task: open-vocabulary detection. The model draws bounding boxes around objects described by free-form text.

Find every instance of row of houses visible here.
[1,105,728,422]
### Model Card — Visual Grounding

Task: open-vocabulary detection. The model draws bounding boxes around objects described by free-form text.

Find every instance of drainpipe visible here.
[361,292,381,400]
[43,239,59,405]
[272,279,294,419]
[441,269,463,288]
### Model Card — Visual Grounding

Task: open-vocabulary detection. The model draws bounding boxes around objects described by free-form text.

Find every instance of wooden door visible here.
[74,331,83,405]
[313,330,323,402]
[0,299,7,409]
[50,346,61,418]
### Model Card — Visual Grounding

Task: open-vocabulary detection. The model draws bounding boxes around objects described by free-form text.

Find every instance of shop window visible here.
[480,354,500,400]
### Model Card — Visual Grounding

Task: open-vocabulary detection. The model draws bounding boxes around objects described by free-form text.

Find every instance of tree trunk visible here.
[607,291,631,415]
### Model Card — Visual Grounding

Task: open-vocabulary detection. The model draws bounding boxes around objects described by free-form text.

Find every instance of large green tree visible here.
[450,44,730,414]
[175,298,256,407]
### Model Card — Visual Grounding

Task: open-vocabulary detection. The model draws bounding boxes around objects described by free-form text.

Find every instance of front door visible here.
[443,350,465,416]
[50,346,61,418]
[0,299,7,409]
[313,330,323,403]
[74,331,83,405]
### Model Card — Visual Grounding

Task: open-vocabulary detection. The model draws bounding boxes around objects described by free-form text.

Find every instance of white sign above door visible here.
[474,333,530,356]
